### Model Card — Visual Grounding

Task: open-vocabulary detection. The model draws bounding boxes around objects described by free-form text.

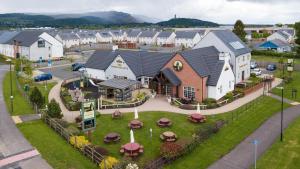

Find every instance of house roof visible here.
[139,31,157,38]
[110,30,123,36]
[127,30,141,37]
[58,32,80,40]
[175,31,198,39]
[98,32,112,38]
[5,31,44,47]
[0,31,20,44]
[212,30,251,56]
[157,31,173,38]
[86,46,225,86]
[98,78,140,90]
[276,30,290,40]
[77,32,96,39]
[161,68,181,86]
[259,39,290,48]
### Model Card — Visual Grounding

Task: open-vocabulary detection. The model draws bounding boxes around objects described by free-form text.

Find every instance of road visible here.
[0,64,52,169]
[208,104,300,169]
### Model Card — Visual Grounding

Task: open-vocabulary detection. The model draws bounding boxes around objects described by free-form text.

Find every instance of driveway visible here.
[39,65,81,80]
[208,104,300,169]
[0,65,52,169]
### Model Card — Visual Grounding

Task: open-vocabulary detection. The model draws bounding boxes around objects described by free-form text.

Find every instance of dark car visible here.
[266,64,277,71]
[34,73,52,82]
[72,63,85,71]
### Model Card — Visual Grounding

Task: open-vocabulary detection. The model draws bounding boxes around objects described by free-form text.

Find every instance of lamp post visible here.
[6,59,13,113]
[277,86,284,142]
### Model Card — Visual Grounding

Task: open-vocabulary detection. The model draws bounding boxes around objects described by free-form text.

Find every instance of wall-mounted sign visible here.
[173,61,183,71]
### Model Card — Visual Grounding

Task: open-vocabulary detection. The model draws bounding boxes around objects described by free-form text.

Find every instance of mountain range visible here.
[0,11,219,28]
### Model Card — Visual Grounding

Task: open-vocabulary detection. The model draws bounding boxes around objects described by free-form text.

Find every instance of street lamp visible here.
[6,59,13,113]
[277,86,284,142]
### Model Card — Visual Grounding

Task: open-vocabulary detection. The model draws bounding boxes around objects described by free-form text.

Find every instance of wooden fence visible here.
[100,95,150,109]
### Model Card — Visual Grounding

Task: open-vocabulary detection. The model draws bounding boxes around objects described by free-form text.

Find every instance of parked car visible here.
[250,61,258,69]
[266,64,277,71]
[71,63,85,71]
[251,68,262,76]
[34,73,52,82]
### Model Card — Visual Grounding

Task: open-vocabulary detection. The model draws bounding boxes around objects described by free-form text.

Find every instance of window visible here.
[219,85,223,94]
[183,87,195,99]
[229,81,231,88]
[243,56,245,62]
[37,40,45,48]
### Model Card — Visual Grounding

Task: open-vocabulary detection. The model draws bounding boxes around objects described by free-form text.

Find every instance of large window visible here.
[183,86,195,99]
[38,40,45,48]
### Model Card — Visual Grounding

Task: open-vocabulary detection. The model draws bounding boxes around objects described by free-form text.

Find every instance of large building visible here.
[174,31,201,48]
[0,30,63,61]
[194,30,251,84]
[85,47,235,101]
[55,32,80,48]
[267,30,294,43]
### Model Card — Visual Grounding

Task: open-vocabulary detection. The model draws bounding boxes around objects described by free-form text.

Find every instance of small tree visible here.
[29,87,45,108]
[47,99,63,118]
[233,20,247,42]
[294,22,300,56]
[14,59,21,72]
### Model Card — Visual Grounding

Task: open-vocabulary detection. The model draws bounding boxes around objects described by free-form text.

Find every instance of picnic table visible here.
[104,132,121,143]
[188,113,206,123]
[120,143,144,157]
[128,119,143,129]
[157,118,172,127]
[160,131,177,142]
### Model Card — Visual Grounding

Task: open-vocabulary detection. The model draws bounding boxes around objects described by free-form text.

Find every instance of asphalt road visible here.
[0,64,52,169]
[40,65,81,80]
[208,104,300,169]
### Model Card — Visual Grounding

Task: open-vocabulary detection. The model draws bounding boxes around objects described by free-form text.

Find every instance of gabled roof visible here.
[139,31,158,38]
[58,32,80,40]
[259,39,290,48]
[175,31,198,39]
[98,32,112,38]
[98,78,140,89]
[212,30,251,56]
[5,31,44,47]
[276,30,290,40]
[127,30,141,37]
[157,31,173,38]
[77,32,96,39]
[110,30,123,36]
[0,31,20,44]
[161,68,181,86]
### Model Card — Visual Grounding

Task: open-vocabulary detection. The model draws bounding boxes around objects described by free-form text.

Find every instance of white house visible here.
[174,31,201,48]
[0,31,20,57]
[76,32,97,45]
[257,39,292,53]
[0,31,63,61]
[55,33,80,48]
[126,30,141,43]
[109,30,125,42]
[156,31,176,46]
[267,30,293,43]
[194,30,252,84]
[95,31,113,43]
[138,31,159,45]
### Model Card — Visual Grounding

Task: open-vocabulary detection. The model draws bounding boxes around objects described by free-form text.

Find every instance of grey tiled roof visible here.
[58,33,80,40]
[127,30,141,37]
[157,31,173,38]
[139,31,157,38]
[77,32,96,39]
[5,31,44,47]
[0,31,20,44]
[161,68,181,86]
[276,30,290,40]
[175,31,198,39]
[98,78,140,89]
[212,30,251,56]
[270,39,290,47]
[98,32,112,38]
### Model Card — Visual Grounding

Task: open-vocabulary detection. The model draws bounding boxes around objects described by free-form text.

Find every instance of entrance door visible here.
[242,71,245,81]
[165,85,172,96]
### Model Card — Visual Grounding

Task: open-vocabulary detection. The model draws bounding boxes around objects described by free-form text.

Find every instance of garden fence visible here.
[100,95,150,109]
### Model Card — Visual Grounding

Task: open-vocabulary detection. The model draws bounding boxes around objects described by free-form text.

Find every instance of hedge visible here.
[251,50,299,58]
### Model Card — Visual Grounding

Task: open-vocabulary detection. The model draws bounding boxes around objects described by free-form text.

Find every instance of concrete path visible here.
[208,104,300,169]
[49,78,282,122]
[0,65,52,169]
[11,114,41,124]
[267,93,300,105]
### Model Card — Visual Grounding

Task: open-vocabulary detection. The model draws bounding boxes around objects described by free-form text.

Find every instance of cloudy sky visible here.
[1,0,299,24]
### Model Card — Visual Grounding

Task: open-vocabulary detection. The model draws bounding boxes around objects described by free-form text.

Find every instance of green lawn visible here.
[252,55,300,64]
[272,70,300,102]
[2,71,56,115]
[17,120,98,169]
[256,116,300,169]
[163,96,289,169]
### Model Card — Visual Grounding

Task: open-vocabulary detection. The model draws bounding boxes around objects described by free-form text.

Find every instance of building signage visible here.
[81,100,96,131]
[173,61,183,71]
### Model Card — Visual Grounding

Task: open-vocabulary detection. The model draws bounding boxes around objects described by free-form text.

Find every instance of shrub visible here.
[70,136,90,149]
[47,99,63,118]
[66,125,81,135]
[224,92,234,102]
[94,146,109,156]
[250,73,257,78]
[160,142,184,159]
[75,115,83,123]
[30,87,45,108]
[203,98,218,109]
[53,118,69,128]
[251,50,298,58]
[99,156,119,169]
[179,104,194,110]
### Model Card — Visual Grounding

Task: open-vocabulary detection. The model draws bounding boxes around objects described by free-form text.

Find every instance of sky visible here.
[0,0,299,24]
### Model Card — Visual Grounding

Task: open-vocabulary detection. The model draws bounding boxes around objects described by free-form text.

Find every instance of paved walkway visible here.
[49,78,282,122]
[0,65,52,169]
[267,93,300,105]
[11,114,42,124]
[208,104,300,169]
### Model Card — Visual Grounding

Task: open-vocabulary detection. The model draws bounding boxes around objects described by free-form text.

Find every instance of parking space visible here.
[39,65,81,80]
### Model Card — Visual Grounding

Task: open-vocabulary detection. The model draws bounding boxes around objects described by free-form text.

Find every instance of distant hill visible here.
[157,18,219,27]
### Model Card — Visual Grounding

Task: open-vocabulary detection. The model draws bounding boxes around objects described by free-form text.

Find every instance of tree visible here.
[29,87,45,108]
[14,59,21,72]
[47,99,62,118]
[295,22,300,56]
[233,20,247,42]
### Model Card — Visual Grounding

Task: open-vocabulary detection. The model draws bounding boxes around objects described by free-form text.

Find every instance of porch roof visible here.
[98,78,140,90]
[161,68,181,86]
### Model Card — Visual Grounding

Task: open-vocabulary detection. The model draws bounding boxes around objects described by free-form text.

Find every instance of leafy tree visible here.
[14,59,21,72]
[47,99,63,118]
[233,20,247,42]
[29,87,45,108]
[295,22,300,56]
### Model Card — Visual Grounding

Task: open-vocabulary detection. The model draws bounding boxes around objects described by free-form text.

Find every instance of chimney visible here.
[219,52,230,62]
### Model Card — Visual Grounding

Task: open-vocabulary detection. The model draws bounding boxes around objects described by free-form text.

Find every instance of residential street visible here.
[0,65,52,169]
[208,104,300,169]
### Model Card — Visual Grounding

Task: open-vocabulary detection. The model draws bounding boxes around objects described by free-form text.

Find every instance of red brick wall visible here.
[163,53,207,102]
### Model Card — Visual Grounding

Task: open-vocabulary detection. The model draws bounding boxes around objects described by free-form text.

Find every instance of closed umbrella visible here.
[197,103,201,113]
[130,129,135,143]
[134,107,139,119]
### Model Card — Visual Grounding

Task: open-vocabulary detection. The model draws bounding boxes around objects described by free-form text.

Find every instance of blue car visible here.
[72,63,85,71]
[34,73,52,82]
[266,64,277,71]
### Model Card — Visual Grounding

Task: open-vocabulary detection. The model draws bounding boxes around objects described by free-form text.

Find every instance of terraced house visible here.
[85,46,235,101]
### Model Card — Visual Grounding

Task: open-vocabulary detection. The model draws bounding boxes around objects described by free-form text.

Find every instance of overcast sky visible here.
[1,0,299,24]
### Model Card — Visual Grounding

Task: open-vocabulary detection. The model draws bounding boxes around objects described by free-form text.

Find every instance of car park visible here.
[250,61,258,69]
[34,73,52,82]
[266,64,277,71]
[72,63,85,71]
[251,68,262,76]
